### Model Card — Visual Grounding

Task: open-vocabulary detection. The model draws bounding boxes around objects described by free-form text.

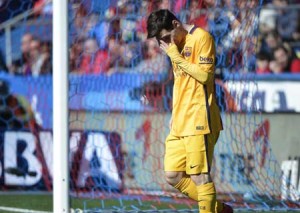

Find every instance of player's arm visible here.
[163,33,215,84]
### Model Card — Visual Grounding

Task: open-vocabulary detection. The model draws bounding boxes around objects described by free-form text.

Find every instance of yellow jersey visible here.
[166,26,223,136]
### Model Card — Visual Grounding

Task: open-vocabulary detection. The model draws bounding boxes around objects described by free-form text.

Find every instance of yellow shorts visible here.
[164,132,219,175]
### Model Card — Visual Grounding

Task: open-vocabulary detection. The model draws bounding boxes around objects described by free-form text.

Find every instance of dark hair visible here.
[147,9,179,39]
[266,30,279,39]
[256,51,270,61]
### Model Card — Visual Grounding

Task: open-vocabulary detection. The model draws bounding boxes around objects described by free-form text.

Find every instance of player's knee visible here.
[190,173,212,186]
[165,171,183,186]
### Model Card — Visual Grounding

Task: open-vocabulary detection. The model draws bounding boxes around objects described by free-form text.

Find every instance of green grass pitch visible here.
[0,194,296,213]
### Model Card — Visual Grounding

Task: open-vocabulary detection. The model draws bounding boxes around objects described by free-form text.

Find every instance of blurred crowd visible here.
[257,0,300,74]
[0,0,300,76]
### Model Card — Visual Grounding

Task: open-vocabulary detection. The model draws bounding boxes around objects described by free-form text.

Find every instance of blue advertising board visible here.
[0,72,300,129]
[0,72,168,129]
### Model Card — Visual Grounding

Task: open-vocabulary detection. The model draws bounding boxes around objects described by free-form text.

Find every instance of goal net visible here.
[0,0,299,212]
[67,0,300,212]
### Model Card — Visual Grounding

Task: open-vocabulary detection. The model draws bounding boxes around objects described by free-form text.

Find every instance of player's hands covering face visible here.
[159,40,172,53]
[158,29,176,53]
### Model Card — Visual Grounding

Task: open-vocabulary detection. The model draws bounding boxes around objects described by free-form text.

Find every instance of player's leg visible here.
[185,133,218,213]
[166,172,229,212]
[191,173,216,212]
[189,173,233,213]
[165,171,232,213]
[165,133,233,212]
[164,134,198,199]
[165,171,198,199]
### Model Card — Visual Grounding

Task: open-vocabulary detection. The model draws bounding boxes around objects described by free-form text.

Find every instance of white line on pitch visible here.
[0,206,52,213]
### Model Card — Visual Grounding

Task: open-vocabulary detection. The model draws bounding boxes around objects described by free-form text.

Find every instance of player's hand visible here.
[159,40,171,53]
[159,30,176,53]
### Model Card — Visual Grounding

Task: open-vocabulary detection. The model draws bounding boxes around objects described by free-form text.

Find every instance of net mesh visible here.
[68,0,300,212]
[0,0,299,212]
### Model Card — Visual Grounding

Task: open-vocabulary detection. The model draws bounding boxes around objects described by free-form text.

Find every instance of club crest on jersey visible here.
[199,56,213,64]
[184,47,192,57]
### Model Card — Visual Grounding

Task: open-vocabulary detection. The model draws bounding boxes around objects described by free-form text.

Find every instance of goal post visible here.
[53,0,69,212]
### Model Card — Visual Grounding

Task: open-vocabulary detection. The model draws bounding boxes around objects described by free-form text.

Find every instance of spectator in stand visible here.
[205,0,240,40]
[189,0,208,28]
[259,1,278,35]
[70,38,84,72]
[78,38,110,74]
[202,0,242,71]
[10,33,33,75]
[121,41,142,68]
[118,0,139,43]
[135,39,170,74]
[179,0,208,30]
[106,36,126,73]
[142,39,160,60]
[116,0,142,68]
[72,4,89,40]
[256,51,272,74]
[88,7,115,50]
[269,44,300,73]
[10,36,51,76]
[223,0,259,72]
[40,41,52,73]
[28,38,51,76]
[108,18,121,40]
[273,0,299,42]
[259,30,282,58]
[136,0,150,41]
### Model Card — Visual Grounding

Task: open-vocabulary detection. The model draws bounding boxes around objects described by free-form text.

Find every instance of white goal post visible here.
[53,0,69,212]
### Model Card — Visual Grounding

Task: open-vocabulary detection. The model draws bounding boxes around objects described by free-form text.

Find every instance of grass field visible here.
[0,194,198,213]
[0,194,298,213]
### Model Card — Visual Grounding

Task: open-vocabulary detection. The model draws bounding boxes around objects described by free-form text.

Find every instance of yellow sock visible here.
[197,182,216,213]
[174,177,224,212]
[174,176,198,200]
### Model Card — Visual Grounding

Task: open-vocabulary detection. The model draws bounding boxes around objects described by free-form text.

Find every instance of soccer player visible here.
[146,10,233,213]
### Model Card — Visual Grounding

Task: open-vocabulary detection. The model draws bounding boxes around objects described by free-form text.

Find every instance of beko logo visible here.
[199,56,213,64]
